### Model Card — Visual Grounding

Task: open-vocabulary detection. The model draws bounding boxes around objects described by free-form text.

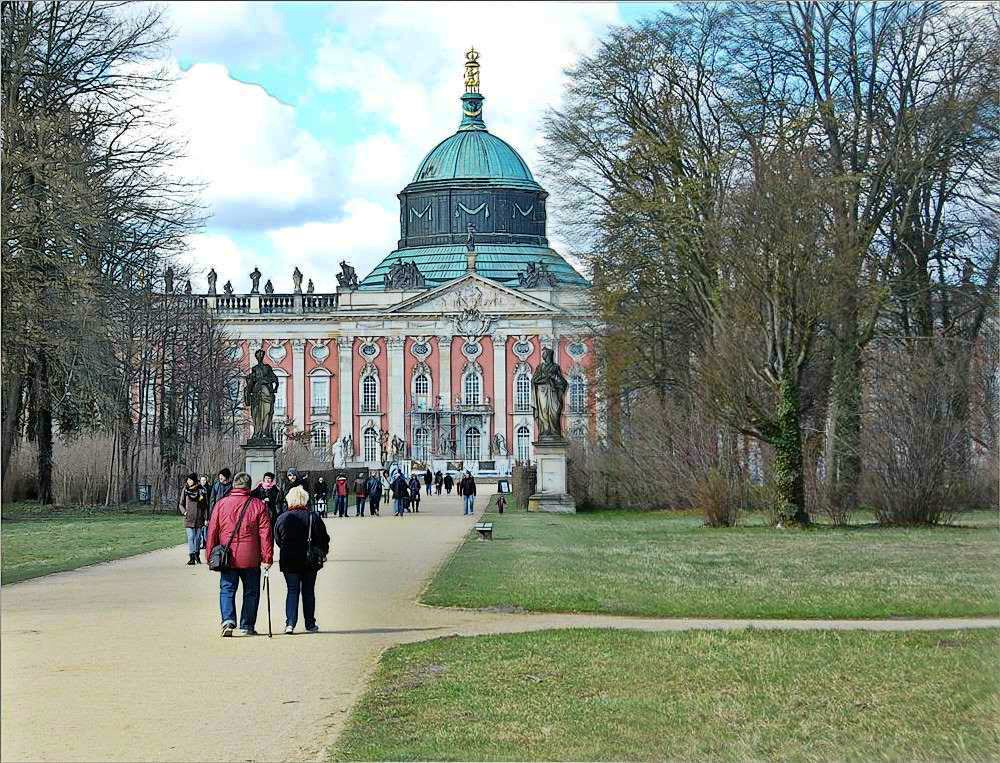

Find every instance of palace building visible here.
[200,50,596,474]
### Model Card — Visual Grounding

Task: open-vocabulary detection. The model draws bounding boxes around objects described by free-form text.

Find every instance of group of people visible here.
[180,467,330,636]
[180,463,481,636]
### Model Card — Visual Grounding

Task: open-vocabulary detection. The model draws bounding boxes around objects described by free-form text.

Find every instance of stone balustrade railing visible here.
[184,293,341,315]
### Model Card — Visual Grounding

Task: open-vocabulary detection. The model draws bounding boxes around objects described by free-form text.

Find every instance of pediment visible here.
[383,274,560,315]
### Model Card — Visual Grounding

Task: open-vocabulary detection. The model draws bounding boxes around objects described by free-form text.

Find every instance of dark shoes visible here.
[186,554,196,565]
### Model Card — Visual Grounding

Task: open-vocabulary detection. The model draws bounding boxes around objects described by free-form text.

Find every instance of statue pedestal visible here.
[241,441,280,487]
[527,440,576,513]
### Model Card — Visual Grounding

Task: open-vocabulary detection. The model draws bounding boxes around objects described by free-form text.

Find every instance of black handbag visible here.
[208,497,253,572]
[305,512,326,571]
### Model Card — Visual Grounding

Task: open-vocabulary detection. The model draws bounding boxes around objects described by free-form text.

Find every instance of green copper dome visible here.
[410,93,539,188]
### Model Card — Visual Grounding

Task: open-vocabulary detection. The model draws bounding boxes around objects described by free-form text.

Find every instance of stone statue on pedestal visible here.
[244,349,279,443]
[184,279,192,294]
[164,266,174,294]
[249,267,262,294]
[307,279,315,294]
[293,267,303,294]
[223,280,234,295]
[337,261,359,290]
[265,279,274,294]
[531,348,568,442]
[207,268,217,295]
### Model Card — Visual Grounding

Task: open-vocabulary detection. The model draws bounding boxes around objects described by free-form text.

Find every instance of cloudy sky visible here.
[158,2,670,293]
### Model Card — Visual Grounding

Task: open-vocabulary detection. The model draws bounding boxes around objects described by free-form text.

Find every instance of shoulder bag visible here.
[208,497,253,572]
[305,512,327,571]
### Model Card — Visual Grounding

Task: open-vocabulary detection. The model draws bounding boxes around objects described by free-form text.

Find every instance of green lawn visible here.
[423,509,1000,619]
[1,502,183,584]
[331,628,1000,762]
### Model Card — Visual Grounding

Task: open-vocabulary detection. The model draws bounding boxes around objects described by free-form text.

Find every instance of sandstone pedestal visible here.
[527,440,576,513]
[241,441,280,487]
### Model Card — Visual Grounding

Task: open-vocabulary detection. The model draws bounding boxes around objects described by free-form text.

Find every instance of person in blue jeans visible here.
[274,485,330,633]
[459,471,477,515]
[203,472,273,637]
[390,472,409,516]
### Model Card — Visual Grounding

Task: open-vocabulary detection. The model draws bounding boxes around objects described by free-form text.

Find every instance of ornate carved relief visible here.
[310,340,330,362]
[267,342,287,362]
[512,336,534,360]
[461,339,483,361]
[358,337,381,361]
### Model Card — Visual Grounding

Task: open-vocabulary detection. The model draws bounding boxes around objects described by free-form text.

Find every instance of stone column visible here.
[292,339,306,433]
[337,335,354,444]
[437,335,452,409]
[386,336,406,442]
[492,332,507,451]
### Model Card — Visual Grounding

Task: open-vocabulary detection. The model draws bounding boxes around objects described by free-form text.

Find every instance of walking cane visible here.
[263,568,272,638]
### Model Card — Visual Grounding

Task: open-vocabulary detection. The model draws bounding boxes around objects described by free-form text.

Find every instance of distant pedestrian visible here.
[424,469,433,495]
[408,474,422,512]
[382,470,392,506]
[443,472,454,495]
[199,475,211,549]
[366,471,382,516]
[313,476,329,517]
[179,472,208,565]
[284,467,302,496]
[353,473,367,516]
[274,485,330,634]
[204,472,272,637]
[434,470,443,495]
[333,473,349,517]
[497,492,507,514]
[252,472,285,530]
[460,471,477,515]
[209,468,232,518]
[390,472,409,516]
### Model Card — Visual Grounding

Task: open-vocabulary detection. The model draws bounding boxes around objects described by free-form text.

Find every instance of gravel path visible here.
[3,493,997,762]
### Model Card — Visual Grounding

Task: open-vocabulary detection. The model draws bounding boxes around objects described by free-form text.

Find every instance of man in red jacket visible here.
[204,472,273,637]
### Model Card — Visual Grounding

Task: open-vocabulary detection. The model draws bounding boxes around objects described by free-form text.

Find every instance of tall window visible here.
[311,423,328,450]
[274,376,287,415]
[414,427,429,461]
[414,374,429,410]
[272,422,285,447]
[516,425,531,461]
[464,372,481,405]
[310,375,329,414]
[363,427,378,462]
[362,374,378,413]
[570,375,586,414]
[465,427,481,460]
[515,373,531,411]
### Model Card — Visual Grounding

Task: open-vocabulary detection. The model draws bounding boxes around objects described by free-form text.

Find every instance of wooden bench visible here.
[474,522,493,540]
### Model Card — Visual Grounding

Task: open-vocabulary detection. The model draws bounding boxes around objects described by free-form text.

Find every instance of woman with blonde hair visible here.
[273,485,330,634]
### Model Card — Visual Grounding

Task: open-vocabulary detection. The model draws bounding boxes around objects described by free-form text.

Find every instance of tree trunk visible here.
[1,371,26,484]
[825,316,862,512]
[772,373,808,525]
[34,350,54,504]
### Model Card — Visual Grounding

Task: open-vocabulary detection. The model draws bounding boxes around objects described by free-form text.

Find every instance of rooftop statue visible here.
[307,278,315,294]
[249,267,262,294]
[293,267,303,294]
[517,260,558,289]
[385,260,425,290]
[244,349,279,444]
[184,279,192,295]
[265,279,274,294]
[164,266,174,294]
[223,280,233,295]
[337,260,359,290]
[464,47,480,92]
[532,347,568,443]
[207,268,217,295]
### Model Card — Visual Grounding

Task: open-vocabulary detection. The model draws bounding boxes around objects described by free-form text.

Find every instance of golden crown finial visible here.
[464,46,480,93]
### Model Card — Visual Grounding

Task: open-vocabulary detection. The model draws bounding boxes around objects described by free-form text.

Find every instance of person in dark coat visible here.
[274,485,330,634]
[408,474,422,512]
[443,472,454,495]
[312,476,329,517]
[390,472,409,516]
[251,472,285,531]
[209,468,232,517]
[423,469,433,495]
[434,470,443,495]
[204,472,272,637]
[460,471,477,515]
[366,472,382,516]
[178,472,208,565]
[353,474,367,516]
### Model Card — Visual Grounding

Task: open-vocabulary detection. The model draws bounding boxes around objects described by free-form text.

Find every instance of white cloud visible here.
[163,2,288,67]
[182,232,258,291]
[267,199,400,289]
[168,62,341,230]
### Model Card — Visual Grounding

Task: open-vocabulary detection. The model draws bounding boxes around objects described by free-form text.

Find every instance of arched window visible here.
[515,373,531,411]
[569,375,586,414]
[310,373,330,415]
[311,423,328,450]
[363,427,378,462]
[414,374,429,410]
[516,425,531,461]
[465,427,482,460]
[362,374,378,413]
[274,376,288,416]
[464,372,481,405]
[414,427,429,461]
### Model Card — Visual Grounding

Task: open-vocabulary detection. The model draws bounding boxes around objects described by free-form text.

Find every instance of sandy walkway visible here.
[3,492,997,762]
